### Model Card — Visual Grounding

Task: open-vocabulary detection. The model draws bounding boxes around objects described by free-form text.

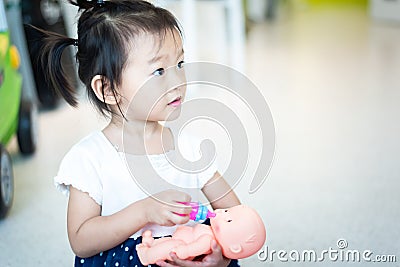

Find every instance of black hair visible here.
[39,0,182,117]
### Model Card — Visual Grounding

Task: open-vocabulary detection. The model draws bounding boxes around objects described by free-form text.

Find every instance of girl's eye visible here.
[153,68,165,76]
[177,61,185,69]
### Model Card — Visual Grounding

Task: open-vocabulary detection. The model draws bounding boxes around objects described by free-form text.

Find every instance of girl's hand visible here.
[156,240,231,267]
[144,189,192,226]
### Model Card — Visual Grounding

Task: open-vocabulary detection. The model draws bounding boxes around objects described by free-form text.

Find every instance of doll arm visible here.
[141,230,175,247]
[172,234,214,259]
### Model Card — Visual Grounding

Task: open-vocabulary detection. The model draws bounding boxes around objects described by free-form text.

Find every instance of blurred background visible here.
[1,0,400,266]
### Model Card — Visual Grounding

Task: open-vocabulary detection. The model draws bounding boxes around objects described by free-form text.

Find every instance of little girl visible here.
[39,0,241,266]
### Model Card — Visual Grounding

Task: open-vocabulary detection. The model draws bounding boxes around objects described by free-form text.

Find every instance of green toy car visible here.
[0,0,37,219]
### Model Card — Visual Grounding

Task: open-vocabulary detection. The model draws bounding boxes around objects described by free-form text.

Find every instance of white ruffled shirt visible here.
[54,131,217,238]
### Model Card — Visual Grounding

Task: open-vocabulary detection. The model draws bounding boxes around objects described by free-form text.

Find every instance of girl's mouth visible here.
[168,96,182,107]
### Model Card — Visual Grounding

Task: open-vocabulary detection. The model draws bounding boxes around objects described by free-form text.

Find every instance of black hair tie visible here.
[85,0,104,8]
[96,0,105,7]
[73,39,79,47]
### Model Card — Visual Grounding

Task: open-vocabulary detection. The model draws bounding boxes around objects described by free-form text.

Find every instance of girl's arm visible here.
[67,186,192,258]
[201,171,241,209]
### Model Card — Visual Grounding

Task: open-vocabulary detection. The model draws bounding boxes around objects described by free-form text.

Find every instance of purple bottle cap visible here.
[207,211,216,218]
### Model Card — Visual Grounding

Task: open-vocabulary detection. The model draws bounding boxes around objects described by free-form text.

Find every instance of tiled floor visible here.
[1,2,400,266]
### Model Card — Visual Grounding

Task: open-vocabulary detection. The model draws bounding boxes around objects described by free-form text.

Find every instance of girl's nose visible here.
[166,85,181,95]
[165,66,186,91]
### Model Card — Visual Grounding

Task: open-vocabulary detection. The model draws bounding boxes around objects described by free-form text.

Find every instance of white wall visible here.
[370,0,400,22]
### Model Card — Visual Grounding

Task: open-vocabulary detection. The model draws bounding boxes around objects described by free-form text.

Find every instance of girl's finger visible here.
[210,239,221,252]
[169,252,203,267]
[169,212,190,225]
[171,202,192,215]
[156,260,178,267]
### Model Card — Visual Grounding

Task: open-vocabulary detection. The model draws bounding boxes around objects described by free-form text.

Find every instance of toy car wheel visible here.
[0,145,14,219]
[17,100,38,155]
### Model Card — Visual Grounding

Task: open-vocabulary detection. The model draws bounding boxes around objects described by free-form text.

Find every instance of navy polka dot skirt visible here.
[75,237,145,267]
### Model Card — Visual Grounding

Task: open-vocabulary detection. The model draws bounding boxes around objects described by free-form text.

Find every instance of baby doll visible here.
[136,205,266,265]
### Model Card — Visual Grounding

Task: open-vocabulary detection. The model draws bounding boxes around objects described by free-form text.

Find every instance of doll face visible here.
[210,205,266,259]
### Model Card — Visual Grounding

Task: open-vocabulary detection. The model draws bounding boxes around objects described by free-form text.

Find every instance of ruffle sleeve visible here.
[54,145,103,205]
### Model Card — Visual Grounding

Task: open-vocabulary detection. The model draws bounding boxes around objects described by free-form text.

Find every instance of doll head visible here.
[210,205,266,259]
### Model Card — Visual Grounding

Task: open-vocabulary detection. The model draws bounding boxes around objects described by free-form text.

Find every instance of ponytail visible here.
[32,25,78,107]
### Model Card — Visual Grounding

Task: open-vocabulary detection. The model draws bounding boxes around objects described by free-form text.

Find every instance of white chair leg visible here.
[227,0,246,71]
[154,0,245,69]
[182,0,197,61]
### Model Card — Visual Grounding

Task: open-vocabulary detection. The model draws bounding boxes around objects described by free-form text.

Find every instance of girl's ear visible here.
[91,75,121,105]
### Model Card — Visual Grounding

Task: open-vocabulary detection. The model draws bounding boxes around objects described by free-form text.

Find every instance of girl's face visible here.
[119,29,186,122]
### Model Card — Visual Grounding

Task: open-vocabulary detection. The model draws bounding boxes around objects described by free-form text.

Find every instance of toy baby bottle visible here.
[182,202,216,221]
